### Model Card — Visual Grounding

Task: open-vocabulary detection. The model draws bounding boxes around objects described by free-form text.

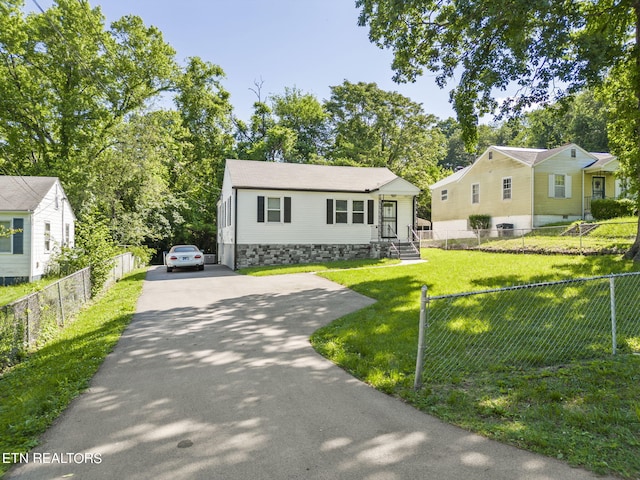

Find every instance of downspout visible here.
[581,169,585,219]
[29,213,35,281]
[530,167,535,228]
[412,195,417,241]
[61,197,65,246]
[233,188,238,271]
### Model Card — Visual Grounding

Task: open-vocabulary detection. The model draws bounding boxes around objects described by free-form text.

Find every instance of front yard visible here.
[307,249,640,479]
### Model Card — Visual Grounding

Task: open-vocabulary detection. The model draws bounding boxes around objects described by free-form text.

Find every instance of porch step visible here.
[395,242,421,260]
[562,223,601,236]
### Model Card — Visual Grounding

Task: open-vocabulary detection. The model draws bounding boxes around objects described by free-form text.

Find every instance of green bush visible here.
[591,198,636,221]
[469,214,492,230]
[126,245,153,266]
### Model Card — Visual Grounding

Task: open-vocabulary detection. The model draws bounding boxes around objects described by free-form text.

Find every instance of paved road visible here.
[8,265,614,479]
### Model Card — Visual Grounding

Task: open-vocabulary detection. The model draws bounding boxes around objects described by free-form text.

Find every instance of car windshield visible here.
[173,246,197,253]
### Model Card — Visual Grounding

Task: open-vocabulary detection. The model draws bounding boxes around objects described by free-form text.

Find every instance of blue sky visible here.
[33,0,459,123]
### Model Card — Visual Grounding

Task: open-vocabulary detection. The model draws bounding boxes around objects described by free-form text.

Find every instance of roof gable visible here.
[0,176,59,212]
[225,159,418,193]
[429,144,618,190]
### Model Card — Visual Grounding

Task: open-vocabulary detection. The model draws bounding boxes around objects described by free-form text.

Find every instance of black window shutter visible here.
[284,197,291,223]
[326,199,333,224]
[367,200,374,225]
[13,218,24,254]
[257,196,265,222]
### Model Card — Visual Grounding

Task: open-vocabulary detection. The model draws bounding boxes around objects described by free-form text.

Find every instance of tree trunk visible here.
[626,2,640,262]
[623,219,640,261]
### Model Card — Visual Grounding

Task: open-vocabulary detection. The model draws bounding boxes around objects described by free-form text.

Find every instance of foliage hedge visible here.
[591,198,636,220]
[469,214,492,230]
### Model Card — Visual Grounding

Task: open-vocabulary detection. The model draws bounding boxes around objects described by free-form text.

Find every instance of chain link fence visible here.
[414,272,640,388]
[419,222,637,254]
[0,252,138,370]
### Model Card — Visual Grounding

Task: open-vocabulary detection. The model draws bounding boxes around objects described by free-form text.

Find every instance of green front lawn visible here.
[0,270,146,476]
[310,249,640,479]
[239,257,400,276]
[0,278,60,307]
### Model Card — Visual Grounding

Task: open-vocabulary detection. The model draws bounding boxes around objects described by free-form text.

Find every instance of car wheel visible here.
[167,267,173,273]
[198,265,205,271]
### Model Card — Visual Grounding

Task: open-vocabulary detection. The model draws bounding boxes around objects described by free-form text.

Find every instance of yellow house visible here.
[430,144,622,235]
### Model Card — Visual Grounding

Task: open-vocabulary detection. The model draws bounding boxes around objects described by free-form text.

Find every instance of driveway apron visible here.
[8,265,614,480]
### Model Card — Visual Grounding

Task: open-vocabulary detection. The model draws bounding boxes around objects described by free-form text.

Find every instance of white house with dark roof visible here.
[0,176,75,285]
[429,144,622,235]
[217,159,421,269]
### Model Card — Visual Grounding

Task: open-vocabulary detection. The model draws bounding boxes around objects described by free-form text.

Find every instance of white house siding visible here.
[0,213,31,281]
[30,183,75,280]
[236,189,379,245]
[224,189,416,269]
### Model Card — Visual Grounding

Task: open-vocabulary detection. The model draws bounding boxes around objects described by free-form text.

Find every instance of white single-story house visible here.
[0,176,76,285]
[217,160,421,269]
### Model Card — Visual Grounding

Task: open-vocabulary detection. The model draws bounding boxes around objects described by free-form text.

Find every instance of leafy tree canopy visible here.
[357,0,640,260]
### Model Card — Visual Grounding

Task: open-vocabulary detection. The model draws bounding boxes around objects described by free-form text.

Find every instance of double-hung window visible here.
[441,189,448,201]
[352,200,364,224]
[502,177,512,200]
[257,196,291,223]
[44,222,51,251]
[335,200,348,224]
[0,220,11,253]
[548,174,572,199]
[555,175,565,198]
[267,197,281,222]
[471,184,480,204]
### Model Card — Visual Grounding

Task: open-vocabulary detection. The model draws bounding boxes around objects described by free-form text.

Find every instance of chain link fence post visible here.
[610,275,617,355]
[414,285,428,390]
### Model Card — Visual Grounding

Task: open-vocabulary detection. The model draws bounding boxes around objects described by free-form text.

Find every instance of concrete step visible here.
[394,243,421,260]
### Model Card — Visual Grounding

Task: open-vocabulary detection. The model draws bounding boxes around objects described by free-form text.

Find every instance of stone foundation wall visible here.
[235,243,391,269]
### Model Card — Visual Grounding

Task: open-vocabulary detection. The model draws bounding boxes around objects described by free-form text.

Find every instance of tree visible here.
[174,57,235,251]
[92,111,188,247]
[271,87,330,162]
[324,80,448,218]
[0,0,178,210]
[357,0,640,260]
[514,91,609,151]
[234,81,300,163]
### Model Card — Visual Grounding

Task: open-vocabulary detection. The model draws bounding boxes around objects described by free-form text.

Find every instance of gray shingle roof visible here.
[226,159,401,192]
[0,176,58,211]
[493,146,548,165]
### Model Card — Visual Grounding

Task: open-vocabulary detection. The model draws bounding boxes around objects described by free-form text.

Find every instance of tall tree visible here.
[271,87,329,162]
[357,0,640,260]
[514,91,609,151]
[234,81,299,163]
[174,57,234,250]
[92,111,188,247]
[0,0,178,210]
[324,80,447,218]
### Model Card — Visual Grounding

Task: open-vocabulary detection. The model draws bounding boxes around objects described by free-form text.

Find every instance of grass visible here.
[0,278,61,307]
[0,269,146,476]
[239,257,400,276]
[308,249,640,478]
[451,216,639,255]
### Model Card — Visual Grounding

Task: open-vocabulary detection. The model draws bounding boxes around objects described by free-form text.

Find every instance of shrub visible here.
[469,214,492,230]
[591,198,636,221]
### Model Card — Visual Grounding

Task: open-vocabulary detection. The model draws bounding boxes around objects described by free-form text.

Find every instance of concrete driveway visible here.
[8,265,614,480]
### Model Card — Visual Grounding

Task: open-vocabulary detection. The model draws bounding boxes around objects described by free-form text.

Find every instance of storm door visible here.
[592,176,605,199]
[381,200,397,239]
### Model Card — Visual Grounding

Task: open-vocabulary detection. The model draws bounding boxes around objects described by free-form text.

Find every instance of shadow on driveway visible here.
[7,266,614,480]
